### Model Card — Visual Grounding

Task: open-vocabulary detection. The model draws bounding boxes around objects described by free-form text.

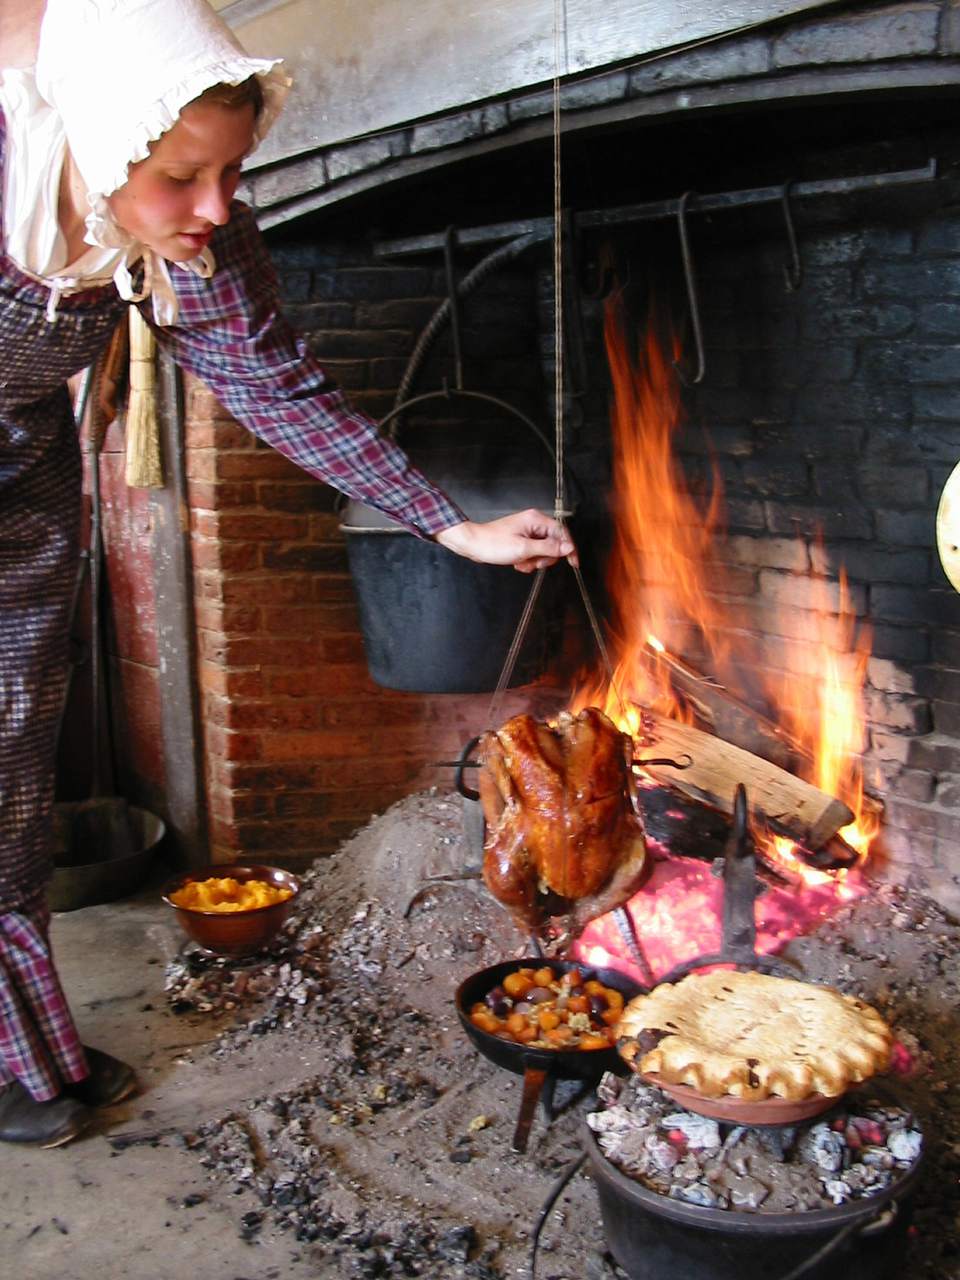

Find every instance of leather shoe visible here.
[0,1081,93,1148]
[65,1046,137,1108]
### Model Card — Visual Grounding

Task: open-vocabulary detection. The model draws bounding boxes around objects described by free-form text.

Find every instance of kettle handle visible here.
[334,386,577,518]
[379,386,556,463]
[377,386,581,517]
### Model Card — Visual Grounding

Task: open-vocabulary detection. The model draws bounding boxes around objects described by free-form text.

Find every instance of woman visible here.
[0,0,574,1148]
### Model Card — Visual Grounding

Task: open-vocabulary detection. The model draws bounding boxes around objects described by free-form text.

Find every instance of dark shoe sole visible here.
[39,1113,94,1148]
[97,1075,137,1107]
[0,1082,95,1148]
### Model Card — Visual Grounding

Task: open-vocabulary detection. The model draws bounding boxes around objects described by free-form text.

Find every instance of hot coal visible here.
[588,1074,922,1212]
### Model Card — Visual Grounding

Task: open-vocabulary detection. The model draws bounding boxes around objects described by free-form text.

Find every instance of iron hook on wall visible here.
[674,190,706,386]
[443,225,466,391]
[781,180,804,292]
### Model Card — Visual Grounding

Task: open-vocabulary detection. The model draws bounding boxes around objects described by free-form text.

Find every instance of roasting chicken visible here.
[477,707,648,935]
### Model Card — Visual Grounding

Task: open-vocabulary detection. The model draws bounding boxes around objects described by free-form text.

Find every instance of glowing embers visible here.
[573,848,866,990]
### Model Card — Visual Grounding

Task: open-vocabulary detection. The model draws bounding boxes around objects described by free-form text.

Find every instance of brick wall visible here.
[188,241,570,865]
[529,169,960,911]
[245,0,960,232]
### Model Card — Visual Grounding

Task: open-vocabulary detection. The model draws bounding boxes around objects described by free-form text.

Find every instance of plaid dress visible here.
[0,106,462,1098]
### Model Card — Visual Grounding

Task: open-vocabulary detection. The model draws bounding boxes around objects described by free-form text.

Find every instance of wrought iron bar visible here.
[374,159,937,258]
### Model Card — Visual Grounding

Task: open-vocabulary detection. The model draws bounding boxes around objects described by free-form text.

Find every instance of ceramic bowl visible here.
[162,863,300,957]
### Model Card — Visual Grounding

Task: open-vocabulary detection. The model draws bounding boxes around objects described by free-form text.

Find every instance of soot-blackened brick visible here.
[629,36,769,93]
[862,342,960,385]
[772,8,939,69]
[917,219,960,253]
[741,456,810,498]
[918,302,960,338]
[933,630,960,666]
[936,702,960,736]
[863,260,960,300]
[913,386,960,420]
[874,586,960,626]
[286,302,355,329]
[561,72,629,109]
[909,734,960,773]
[325,136,396,183]
[813,544,930,585]
[858,462,929,507]
[410,105,508,153]
[795,381,912,423]
[801,302,914,341]
[811,463,859,504]
[312,268,434,302]
[764,502,873,540]
[876,509,937,547]
[725,497,767,531]
[916,666,960,702]
[871,623,932,664]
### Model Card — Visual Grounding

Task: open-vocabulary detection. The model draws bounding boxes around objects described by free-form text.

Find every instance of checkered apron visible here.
[0,109,125,1095]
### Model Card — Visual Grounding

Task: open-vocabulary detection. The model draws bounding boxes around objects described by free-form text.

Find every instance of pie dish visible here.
[616,970,893,1102]
[635,1075,839,1124]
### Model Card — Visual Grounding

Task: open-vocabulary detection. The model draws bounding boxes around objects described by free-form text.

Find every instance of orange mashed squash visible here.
[170,877,293,913]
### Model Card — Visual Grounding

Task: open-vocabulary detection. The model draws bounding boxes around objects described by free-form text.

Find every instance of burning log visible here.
[637,712,853,851]
[645,641,801,772]
[644,641,884,834]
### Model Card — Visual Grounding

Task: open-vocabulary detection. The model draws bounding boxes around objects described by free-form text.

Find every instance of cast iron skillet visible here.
[455,957,641,1153]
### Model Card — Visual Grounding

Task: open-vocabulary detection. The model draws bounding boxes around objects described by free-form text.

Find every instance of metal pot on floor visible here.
[49,804,166,912]
[51,360,166,911]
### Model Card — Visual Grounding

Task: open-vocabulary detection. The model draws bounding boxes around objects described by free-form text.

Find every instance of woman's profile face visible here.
[107,97,256,261]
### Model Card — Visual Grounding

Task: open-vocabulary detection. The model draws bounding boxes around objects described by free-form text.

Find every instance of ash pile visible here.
[160,792,960,1280]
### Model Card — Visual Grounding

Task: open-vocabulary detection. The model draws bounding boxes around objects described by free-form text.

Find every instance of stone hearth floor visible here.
[3,791,959,1280]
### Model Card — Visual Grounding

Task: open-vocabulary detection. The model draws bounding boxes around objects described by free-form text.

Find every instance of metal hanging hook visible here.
[674,190,706,386]
[443,225,465,391]
[781,180,803,292]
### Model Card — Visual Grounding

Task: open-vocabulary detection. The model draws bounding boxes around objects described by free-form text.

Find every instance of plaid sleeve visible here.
[148,204,466,538]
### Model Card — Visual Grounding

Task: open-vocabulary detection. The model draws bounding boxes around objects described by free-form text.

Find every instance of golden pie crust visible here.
[617,970,893,1102]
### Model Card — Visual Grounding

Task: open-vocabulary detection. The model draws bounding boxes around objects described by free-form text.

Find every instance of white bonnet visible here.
[36,0,290,202]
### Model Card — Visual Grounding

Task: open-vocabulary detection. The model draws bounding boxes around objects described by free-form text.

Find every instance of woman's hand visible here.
[434,509,578,573]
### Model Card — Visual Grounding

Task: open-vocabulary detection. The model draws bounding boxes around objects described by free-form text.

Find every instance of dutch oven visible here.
[584,1115,925,1280]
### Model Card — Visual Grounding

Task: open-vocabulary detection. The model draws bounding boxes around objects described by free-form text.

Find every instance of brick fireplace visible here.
[180,247,569,864]
[95,0,960,912]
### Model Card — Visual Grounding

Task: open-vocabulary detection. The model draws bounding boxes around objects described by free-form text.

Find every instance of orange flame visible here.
[765,562,878,856]
[571,297,729,724]
[572,293,878,874]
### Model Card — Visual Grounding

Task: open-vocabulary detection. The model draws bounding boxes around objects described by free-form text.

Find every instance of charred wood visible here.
[636,712,854,850]
[643,644,884,832]
[645,641,801,771]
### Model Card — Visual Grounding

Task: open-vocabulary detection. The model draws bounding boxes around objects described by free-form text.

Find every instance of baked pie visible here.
[617,970,893,1102]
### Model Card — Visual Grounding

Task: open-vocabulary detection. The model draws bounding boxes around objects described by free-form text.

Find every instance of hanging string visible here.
[485,0,627,730]
[485,566,548,731]
[552,0,565,525]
